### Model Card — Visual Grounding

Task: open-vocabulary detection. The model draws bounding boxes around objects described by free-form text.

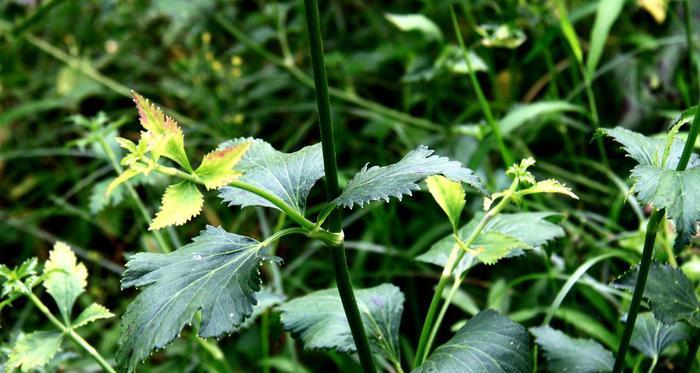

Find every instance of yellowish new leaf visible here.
[195,142,250,190]
[426,175,466,231]
[149,181,203,230]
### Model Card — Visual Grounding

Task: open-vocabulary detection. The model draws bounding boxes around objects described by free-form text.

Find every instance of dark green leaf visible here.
[333,146,486,209]
[116,226,277,372]
[279,284,404,364]
[630,313,690,358]
[416,309,530,373]
[530,326,613,373]
[611,262,700,327]
[218,138,323,214]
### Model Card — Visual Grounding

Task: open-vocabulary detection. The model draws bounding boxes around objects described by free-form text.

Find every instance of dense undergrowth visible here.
[1,0,699,372]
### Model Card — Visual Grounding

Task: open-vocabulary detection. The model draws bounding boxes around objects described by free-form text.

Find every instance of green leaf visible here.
[472,231,530,265]
[426,175,465,231]
[630,165,700,249]
[418,212,564,274]
[218,138,324,214]
[132,91,192,171]
[586,0,624,75]
[106,168,142,196]
[279,284,404,365]
[475,23,526,49]
[530,326,613,373]
[630,313,690,359]
[555,0,583,64]
[73,303,114,328]
[385,13,442,40]
[149,180,203,230]
[194,141,249,190]
[89,177,125,214]
[601,127,698,169]
[611,262,700,327]
[500,101,583,136]
[415,309,530,373]
[116,226,275,372]
[6,331,63,372]
[43,242,87,320]
[438,46,488,74]
[333,145,487,209]
[237,289,285,330]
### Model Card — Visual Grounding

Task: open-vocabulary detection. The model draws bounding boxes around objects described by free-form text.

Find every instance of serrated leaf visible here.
[418,212,563,274]
[218,138,324,214]
[333,145,487,209]
[472,231,530,265]
[194,142,249,190]
[73,303,114,328]
[611,262,700,327]
[630,165,700,249]
[116,226,276,372]
[385,13,442,40]
[106,168,142,196]
[43,242,87,320]
[530,326,613,373]
[630,313,690,359]
[149,180,203,230]
[524,179,578,199]
[602,127,698,169]
[279,284,404,364]
[475,23,526,49]
[90,177,125,214]
[132,91,192,171]
[6,331,63,372]
[416,309,530,373]
[238,290,285,330]
[426,175,465,231]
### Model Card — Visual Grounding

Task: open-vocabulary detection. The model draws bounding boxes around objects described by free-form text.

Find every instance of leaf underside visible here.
[418,212,564,274]
[218,138,324,214]
[611,262,700,327]
[333,145,487,209]
[416,309,530,373]
[530,325,614,373]
[116,226,276,372]
[278,283,404,364]
[630,313,690,359]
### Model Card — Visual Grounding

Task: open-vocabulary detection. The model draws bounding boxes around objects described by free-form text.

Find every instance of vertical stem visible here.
[681,328,699,373]
[301,1,376,372]
[261,310,271,373]
[683,0,696,103]
[613,98,700,372]
[451,6,514,168]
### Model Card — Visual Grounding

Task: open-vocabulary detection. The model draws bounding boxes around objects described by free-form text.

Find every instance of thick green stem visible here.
[97,138,171,253]
[613,98,700,372]
[302,1,376,372]
[25,292,116,373]
[450,6,514,168]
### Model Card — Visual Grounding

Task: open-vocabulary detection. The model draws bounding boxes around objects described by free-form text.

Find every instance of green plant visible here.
[0,242,114,372]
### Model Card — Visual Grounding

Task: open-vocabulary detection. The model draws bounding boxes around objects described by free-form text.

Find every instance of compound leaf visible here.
[611,262,700,327]
[631,165,700,250]
[630,312,690,359]
[116,226,276,372]
[194,142,250,190]
[73,303,114,329]
[530,326,613,373]
[416,309,530,373]
[6,331,63,372]
[218,138,324,214]
[333,145,487,209]
[426,175,465,231]
[132,92,191,171]
[43,242,87,321]
[418,212,563,274]
[279,284,404,365]
[149,180,203,230]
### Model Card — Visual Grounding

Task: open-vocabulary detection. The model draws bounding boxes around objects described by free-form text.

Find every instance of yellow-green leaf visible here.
[526,179,578,199]
[639,0,668,24]
[132,91,192,171]
[72,303,114,328]
[195,142,250,190]
[7,331,63,372]
[106,168,141,196]
[44,242,88,321]
[426,175,465,231]
[149,181,203,230]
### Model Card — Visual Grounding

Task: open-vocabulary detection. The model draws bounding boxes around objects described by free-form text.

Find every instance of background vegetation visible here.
[1,0,698,372]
